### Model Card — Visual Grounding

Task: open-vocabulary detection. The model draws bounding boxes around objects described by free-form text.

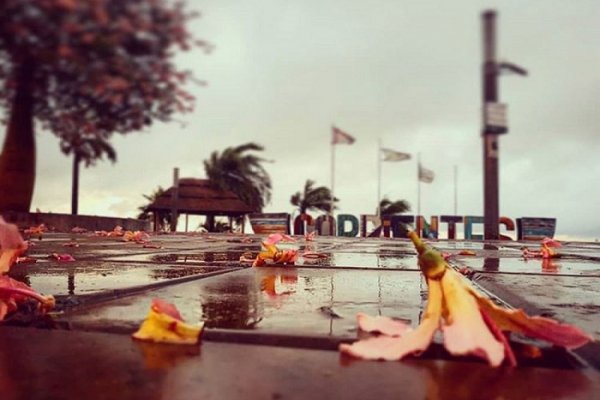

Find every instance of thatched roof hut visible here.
[145,178,254,231]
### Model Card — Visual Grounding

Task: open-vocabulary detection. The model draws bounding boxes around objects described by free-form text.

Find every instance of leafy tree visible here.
[379,197,411,216]
[0,0,206,211]
[290,179,337,214]
[137,186,170,231]
[60,136,116,215]
[203,143,272,212]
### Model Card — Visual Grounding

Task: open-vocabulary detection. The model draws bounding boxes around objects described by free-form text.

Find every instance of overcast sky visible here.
[6,0,599,239]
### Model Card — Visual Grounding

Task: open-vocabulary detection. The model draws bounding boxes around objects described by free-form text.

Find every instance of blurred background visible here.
[1,0,598,240]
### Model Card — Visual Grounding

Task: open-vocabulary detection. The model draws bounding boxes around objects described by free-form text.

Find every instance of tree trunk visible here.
[206,215,215,232]
[71,154,80,215]
[0,63,36,212]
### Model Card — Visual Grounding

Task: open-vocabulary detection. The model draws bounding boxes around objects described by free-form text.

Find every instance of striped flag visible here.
[332,126,355,145]
[418,164,434,183]
[381,148,411,162]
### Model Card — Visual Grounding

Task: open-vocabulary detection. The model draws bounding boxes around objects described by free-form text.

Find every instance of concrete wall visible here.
[1,211,150,232]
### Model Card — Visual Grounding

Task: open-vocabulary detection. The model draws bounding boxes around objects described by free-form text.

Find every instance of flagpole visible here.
[377,138,382,217]
[454,165,458,215]
[330,129,335,216]
[417,153,421,217]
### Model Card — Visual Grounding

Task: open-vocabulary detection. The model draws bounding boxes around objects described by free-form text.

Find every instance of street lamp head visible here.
[498,61,528,77]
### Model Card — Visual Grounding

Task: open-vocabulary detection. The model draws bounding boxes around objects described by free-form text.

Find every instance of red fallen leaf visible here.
[470,289,593,349]
[151,298,183,321]
[49,253,76,262]
[480,308,517,367]
[458,250,476,256]
[356,312,411,337]
[0,276,55,321]
[0,217,28,274]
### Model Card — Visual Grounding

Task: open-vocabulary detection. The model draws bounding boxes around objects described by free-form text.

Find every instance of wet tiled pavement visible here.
[2,233,599,399]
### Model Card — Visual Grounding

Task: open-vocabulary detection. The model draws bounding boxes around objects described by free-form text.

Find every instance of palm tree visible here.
[203,143,272,212]
[137,186,170,231]
[60,136,116,215]
[378,197,411,216]
[290,180,338,214]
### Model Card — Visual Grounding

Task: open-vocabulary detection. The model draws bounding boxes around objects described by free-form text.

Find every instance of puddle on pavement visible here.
[9,262,229,297]
[63,267,426,339]
[99,251,246,264]
[458,257,600,275]
[297,252,416,269]
[473,273,600,337]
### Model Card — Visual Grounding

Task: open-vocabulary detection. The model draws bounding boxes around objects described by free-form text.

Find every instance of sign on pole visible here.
[484,102,508,134]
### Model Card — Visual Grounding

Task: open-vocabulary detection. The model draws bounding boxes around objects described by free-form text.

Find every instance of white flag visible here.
[381,148,411,162]
[419,164,434,183]
[332,126,355,145]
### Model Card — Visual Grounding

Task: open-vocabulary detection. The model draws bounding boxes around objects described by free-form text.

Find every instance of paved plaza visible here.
[1,233,599,399]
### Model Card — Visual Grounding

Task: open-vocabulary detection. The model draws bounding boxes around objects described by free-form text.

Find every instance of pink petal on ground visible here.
[50,253,76,262]
[340,279,442,361]
[264,233,296,245]
[356,313,411,337]
[340,336,412,361]
[151,298,183,321]
[0,217,28,273]
[0,276,55,319]
[440,270,505,367]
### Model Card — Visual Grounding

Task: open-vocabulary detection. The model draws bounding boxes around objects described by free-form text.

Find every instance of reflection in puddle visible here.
[9,263,222,298]
[150,252,244,264]
[201,273,263,329]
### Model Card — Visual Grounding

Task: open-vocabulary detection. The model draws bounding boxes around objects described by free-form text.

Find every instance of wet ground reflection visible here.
[9,262,228,297]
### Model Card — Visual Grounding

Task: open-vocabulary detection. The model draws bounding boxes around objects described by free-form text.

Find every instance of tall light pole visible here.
[481,10,527,240]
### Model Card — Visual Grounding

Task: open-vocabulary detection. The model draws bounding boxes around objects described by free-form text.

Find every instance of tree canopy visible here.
[0,0,205,144]
[137,186,170,231]
[379,198,411,216]
[203,143,272,212]
[0,0,206,211]
[290,179,337,214]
